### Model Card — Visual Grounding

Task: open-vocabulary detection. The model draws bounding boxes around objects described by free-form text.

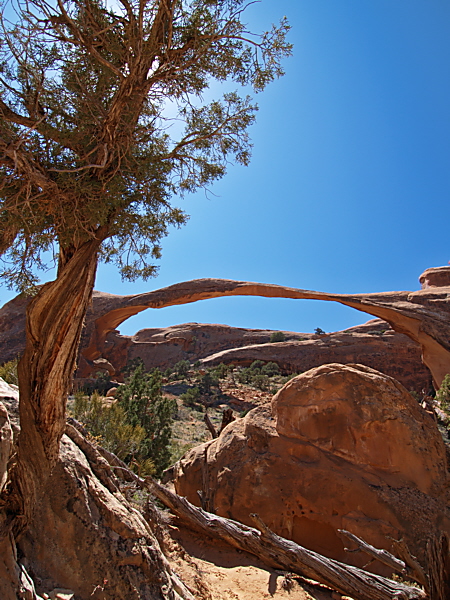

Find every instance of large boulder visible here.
[173,364,450,571]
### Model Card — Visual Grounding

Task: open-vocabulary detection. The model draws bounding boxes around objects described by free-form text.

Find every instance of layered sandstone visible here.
[1,266,449,387]
[173,364,450,571]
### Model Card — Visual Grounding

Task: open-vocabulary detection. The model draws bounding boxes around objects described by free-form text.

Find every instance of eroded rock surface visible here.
[0,392,188,600]
[19,432,187,600]
[1,266,449,386]
[173,364,450,571]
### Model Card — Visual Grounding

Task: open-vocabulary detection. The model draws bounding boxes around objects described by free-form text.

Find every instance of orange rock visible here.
[173,364,449,572]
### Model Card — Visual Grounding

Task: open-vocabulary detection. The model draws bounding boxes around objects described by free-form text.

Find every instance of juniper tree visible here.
[0,0,291,539]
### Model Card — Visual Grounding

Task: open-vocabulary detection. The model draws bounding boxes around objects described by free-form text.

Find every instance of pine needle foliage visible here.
[0,0,292,290]
[116,364,176,477]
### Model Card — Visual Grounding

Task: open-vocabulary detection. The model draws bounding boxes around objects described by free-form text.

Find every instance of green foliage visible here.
[437,374,450,416]
[198,370,219,395]
[0,358,19,386]
[212,363,231,379]
[236,360,281,391]
[172,360,191,380]
[261,362,280,377]
[0,0,291,290]
[116,365,176,478]
[179,386,201,408]
[71,391,147,462]
[314,327,326,335]
[270,331,286,343]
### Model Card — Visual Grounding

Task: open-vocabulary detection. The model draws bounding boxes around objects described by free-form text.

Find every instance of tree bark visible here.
[7,235,102,535]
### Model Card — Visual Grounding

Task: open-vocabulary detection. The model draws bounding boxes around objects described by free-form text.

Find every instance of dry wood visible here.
[203,412,218,438]
[148,479,426,600]
[339,529,427,587]
[426,533,450,600]
[389,538,428,589]
[219,408,235,434]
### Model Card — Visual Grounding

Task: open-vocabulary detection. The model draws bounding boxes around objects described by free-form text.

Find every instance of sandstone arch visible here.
[80,271,450,388]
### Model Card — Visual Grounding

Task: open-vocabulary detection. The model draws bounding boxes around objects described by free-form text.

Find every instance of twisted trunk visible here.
[8,236,102,535]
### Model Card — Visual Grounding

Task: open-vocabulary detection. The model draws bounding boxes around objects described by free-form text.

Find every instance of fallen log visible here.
[148,479,426,600]
[86,437,428,600]
[339,529,428,588]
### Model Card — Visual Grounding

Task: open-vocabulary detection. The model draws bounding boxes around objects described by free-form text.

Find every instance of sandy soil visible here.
[167,525,344,600]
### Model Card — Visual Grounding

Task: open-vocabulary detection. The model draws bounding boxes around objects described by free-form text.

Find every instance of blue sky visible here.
[2,0,450,336]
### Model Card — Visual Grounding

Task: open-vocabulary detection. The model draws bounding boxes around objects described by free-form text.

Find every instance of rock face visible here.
[92,318,430,392]
[419,265,450,289]
[198,320,431,393]
[1,265,450,387]
[20,436,170,599]
[173,364,450,570]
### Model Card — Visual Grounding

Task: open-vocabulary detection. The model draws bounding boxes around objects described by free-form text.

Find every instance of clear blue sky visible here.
[2,0,450,336]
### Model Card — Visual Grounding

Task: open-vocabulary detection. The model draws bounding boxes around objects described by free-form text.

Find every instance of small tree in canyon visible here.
[0,0,291,554]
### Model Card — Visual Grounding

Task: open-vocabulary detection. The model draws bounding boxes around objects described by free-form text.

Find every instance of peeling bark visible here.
[8,236,102,535]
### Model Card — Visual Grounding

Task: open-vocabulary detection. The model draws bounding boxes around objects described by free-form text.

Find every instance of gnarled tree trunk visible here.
[6,236,102,535]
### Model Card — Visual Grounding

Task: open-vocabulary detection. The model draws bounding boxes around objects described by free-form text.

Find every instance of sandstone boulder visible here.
[173,364,450,571]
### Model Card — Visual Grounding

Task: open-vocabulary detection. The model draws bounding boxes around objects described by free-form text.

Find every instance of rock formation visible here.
[172,363,450,571]
[1,265,449,386]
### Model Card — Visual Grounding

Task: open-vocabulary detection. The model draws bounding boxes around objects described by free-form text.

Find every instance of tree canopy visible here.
[0,0,291,290]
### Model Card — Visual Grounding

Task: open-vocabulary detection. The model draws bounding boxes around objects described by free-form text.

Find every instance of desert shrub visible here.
[180,386,201,408]
[0,358,19,386]
[437,374,450,415]
[270,331,286,343]
[80,371,113,395]
[71,391,147,463]
[249,360,265,371]
[236,360,282,390]
[198,370,219,395]
[116,365,177,477]
[172,360,190,380]
[252,373,270,391]
[261,362,280,377]
[314,327,326,335]
[212,363,230,379]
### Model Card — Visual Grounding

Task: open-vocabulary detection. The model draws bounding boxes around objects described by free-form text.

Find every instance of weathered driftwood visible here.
[148,479,426,600]
[203,412,218,438]
[339,529,428,588]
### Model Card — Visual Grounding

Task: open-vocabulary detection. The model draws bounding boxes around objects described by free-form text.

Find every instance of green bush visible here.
[437,374,450,415]
[212,363,230,379]
[270,331,285,343]
[116,365,177,477]
[72,391,147,463]
[81,371,112,395]
[198,370,219,395]
[0,358,19,386]
[261,362,280,377]
[172,360,190,380]
[180,386,201,408]
[314,327,326,335]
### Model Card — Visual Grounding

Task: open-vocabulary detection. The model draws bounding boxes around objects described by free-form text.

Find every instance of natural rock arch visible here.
[81,273,450,388]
